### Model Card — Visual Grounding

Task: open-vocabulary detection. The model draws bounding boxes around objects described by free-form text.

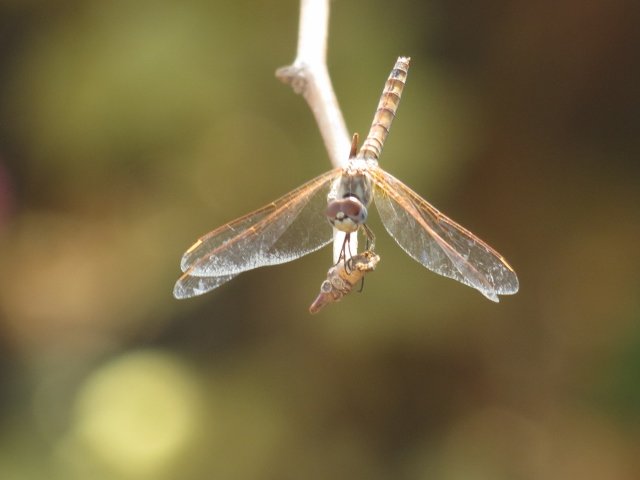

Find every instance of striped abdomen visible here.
[358,56,410,160]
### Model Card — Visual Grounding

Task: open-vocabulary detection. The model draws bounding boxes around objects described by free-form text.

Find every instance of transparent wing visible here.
[174,273,238,299]
[369,167,519,302]
[179,168,339,279]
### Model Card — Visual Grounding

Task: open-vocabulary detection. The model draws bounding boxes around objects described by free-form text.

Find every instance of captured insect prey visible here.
[174,57,519,306]
[309,250,381,314]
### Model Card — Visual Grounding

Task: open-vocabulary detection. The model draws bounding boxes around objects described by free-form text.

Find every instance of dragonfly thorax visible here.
[326,165,373,233]
[325,195,367,233]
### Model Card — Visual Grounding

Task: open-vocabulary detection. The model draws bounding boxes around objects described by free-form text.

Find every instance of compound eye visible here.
[320,280,332,293]
[340,197,363,219]
[325,197,364,221]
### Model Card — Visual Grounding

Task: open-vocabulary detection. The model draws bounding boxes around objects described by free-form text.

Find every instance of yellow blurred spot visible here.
[71,350,202,477]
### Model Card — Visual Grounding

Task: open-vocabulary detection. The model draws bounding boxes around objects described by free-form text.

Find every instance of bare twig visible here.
[276,0,354,262]
[276,0,350,168]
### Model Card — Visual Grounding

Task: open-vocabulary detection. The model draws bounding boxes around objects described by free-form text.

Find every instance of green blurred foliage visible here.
[0,0,639,479]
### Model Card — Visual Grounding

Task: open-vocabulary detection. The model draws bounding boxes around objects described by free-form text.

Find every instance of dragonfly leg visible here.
[344,234,356,274]
[362,224,376,251]
[336,233,348,263]
[336,233,357,274]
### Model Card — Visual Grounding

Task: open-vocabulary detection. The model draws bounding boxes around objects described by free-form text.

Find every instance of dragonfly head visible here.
[326,195,367,233]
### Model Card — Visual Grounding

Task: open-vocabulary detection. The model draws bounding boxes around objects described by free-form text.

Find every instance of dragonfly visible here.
[174,56,519,303]
[309,250,381,314]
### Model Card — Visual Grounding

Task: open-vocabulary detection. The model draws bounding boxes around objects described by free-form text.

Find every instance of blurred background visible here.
[0,0,639,478]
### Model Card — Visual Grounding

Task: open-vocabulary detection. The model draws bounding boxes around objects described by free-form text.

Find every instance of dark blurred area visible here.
[0,0,639,478]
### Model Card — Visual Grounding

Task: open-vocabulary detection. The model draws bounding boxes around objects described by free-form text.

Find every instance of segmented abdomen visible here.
[358,56,410,161]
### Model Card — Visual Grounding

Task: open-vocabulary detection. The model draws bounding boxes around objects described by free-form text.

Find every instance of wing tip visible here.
[173,279,190,300]
[483,291,500,302]
[173,273,203,300]
[482,283,520,303]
